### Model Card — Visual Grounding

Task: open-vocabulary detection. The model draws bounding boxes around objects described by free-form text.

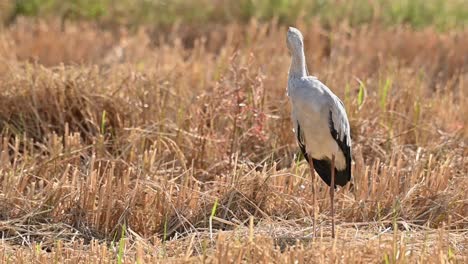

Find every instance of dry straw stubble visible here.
[0,19,467,263]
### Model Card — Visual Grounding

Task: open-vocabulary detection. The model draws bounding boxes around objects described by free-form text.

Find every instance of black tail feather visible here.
[312,158,350,187]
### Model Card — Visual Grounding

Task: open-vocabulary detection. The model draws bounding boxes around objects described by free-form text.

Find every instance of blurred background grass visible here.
[1,0,467,30]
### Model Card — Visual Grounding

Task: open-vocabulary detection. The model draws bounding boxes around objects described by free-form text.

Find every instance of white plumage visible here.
[286,26,352,237]
[286,27,352,187]
[289,76,350,169]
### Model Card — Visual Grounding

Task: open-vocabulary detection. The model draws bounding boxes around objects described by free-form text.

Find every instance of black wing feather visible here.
[296,113,351,187]
[325,110,352,186]
[311,158,334,186]
[296,122,310,163]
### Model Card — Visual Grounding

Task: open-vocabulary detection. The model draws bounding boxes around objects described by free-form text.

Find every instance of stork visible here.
[286,27,352,238]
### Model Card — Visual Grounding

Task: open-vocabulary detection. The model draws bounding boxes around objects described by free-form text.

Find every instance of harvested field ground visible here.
[0,15,467,263]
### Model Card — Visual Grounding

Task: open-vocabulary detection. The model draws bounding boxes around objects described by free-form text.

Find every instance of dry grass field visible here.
[0,5,467,263]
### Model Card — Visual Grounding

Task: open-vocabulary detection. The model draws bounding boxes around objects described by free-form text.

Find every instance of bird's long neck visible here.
[289,48,308,79]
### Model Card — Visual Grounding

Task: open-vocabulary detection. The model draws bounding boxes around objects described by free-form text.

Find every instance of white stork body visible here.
[286,27,352,237]
[286,27,352,188]
[289,77,348,170]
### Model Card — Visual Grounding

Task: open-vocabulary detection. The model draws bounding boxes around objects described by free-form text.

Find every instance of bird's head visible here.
[286,27,304,54]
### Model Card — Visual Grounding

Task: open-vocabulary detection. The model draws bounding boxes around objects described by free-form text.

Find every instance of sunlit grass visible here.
[2,0,467,30]
[0,17,466,263]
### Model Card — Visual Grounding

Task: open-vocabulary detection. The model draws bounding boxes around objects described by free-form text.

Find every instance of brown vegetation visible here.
[0,18,467,263]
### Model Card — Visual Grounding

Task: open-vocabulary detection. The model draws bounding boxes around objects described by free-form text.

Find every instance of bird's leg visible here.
[330,154,335,238]
[308,159,316,235]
